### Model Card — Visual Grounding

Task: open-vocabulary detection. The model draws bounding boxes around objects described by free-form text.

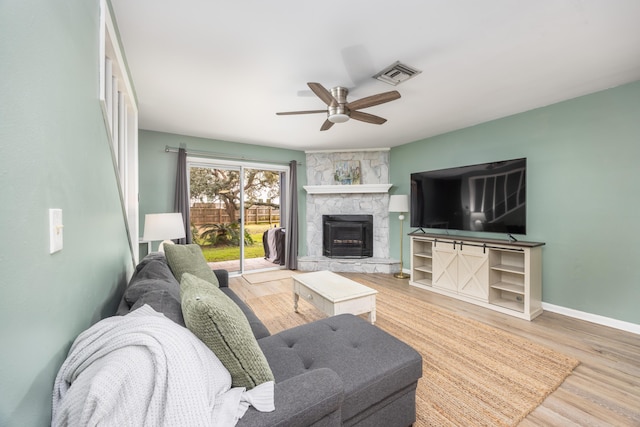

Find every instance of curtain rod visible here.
[164,145,303,166]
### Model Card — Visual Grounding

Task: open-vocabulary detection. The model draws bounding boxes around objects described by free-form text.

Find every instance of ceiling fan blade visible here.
[347,90,401,111]
[276,110,326,115]
[350,111,387,125]
[308,82,338,106]
[320,119,334,131]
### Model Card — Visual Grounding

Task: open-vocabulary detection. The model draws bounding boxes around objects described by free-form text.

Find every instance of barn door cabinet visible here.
[410,233,544,320]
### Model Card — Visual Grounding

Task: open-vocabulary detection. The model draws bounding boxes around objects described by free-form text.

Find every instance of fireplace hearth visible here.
[323,215,373,258]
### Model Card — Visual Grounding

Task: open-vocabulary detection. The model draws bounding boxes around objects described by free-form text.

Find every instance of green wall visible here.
[0,1,134,426]
[2,2,636,426]
[138,130,307,253]
[390,81,640,324]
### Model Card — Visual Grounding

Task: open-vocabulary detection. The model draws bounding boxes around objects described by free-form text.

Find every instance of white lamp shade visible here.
[143,213,186,241]
[389,195,409,213]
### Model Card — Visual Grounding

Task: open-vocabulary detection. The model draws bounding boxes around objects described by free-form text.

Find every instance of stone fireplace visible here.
[297,149,400,274]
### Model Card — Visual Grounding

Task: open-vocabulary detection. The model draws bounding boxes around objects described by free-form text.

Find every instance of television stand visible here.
[409,233,545,320]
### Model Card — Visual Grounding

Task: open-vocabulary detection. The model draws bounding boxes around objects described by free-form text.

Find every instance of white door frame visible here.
[187,157,289,274]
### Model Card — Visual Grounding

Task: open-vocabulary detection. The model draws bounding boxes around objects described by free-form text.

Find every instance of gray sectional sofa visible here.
[117,252,423,426]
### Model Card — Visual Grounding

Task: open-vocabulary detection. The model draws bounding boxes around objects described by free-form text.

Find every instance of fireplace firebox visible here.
[323,215,373,258]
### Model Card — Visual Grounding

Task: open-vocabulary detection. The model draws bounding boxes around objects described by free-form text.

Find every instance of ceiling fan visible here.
[276,82,401,131]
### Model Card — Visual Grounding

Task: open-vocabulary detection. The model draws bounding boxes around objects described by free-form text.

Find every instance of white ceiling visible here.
[110,0,640,151]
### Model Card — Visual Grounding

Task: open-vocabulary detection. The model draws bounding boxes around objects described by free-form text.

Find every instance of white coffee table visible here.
[293,270,378,324]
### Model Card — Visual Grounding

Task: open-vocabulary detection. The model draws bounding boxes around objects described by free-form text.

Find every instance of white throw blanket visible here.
[52,305,274,426]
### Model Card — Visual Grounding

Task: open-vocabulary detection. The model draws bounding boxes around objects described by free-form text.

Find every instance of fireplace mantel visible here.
[304,184,392,194]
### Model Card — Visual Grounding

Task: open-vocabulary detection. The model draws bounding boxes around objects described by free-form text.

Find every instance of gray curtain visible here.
[279,171,287,227]
[284,160,298,269]
[174,148,191,244]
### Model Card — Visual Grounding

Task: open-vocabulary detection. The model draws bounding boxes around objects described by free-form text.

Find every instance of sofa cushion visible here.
[237,368,344,427]
[130,289,185,326]
[118,259,186,325]
[124,259,181,304]
[220,288,270,340]
[258,314,422,423]
[180,273,274,389]
[164,244,219,286]
[133,252,168,273]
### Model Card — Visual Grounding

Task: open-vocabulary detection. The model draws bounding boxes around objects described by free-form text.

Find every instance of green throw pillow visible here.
[180,273,274,389]
[164,244,219,287]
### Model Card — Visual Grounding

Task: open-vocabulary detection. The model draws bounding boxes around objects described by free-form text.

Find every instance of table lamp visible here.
[143,213,186,252]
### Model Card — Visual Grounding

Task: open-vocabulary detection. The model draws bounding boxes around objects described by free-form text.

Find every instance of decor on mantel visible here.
[389,195,410,279]
[334,160,361,185]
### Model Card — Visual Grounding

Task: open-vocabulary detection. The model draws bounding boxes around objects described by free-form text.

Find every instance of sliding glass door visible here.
[188,158,287,275]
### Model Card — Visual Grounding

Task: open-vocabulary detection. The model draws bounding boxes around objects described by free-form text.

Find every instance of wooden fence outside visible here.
[190,203,280,226]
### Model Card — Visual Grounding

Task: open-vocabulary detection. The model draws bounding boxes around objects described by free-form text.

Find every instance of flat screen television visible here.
[410,158,527,235]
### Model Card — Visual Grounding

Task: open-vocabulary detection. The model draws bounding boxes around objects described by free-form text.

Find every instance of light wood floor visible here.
[229,271,640,427]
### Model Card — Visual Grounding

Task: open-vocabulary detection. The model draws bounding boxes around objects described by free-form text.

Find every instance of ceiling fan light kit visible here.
[277,82,401,131]
[328,112,350,123]
[328,87,351,123]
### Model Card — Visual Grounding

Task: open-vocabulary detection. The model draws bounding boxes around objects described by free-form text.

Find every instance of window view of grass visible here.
[194,223,275,262]
[189,165,282,263]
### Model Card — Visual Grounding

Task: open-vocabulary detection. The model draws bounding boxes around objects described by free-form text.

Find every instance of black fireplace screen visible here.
[323,215,373,258]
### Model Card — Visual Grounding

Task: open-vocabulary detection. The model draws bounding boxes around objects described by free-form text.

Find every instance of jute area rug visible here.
[242,269,298,285]
[244,280,579,427]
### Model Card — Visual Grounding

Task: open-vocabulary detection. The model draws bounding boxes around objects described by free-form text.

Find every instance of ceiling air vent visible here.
[373,61,422,86]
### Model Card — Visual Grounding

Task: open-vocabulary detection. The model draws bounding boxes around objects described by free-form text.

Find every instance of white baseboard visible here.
[542,302,640,335]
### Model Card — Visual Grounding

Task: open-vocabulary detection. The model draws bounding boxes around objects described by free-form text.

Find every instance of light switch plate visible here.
[49,209,63,253]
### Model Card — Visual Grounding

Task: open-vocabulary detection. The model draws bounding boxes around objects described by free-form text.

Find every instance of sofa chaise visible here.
[65,251,423,426]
